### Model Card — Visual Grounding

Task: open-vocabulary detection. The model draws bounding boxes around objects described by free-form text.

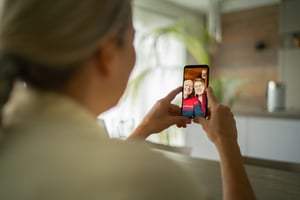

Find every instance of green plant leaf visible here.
[120,68,152,104]
[210,79,223,102]
[152,20,211,65]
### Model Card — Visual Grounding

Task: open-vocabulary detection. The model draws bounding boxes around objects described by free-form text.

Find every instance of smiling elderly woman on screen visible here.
[182,79,203,118]
[0,0,254,200]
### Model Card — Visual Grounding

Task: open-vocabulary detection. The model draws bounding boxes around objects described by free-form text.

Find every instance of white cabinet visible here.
[185,123,219,160]
[279,48,300,110]
[247,117,300,163]
[280,0,300,34]
[279,0,300,110]
[235,116,248,156]
[185,116,300,163]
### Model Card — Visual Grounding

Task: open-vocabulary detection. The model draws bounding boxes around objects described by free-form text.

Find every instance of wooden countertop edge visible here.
[233,109,300,120]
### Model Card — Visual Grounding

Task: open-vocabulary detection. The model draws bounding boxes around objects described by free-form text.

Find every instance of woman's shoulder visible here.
[0,136,206,199]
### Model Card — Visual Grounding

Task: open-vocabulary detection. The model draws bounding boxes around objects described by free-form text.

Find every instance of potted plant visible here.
[136,18,246,107]
[117,18,245,145]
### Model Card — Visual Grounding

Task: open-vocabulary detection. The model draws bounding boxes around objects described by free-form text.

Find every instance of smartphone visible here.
[181,65,209,119]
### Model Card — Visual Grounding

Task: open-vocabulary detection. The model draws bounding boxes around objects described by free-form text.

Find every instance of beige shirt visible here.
[0,86,207,200]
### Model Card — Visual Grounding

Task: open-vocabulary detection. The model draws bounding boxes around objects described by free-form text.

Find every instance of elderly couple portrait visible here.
[182,76,208,119]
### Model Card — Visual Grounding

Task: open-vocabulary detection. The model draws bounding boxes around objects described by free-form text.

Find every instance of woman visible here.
[0,0,254,199]
[194,78,207,117]
[181,79,203,118]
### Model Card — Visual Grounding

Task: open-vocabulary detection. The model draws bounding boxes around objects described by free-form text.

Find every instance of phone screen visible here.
[181,65,209,119]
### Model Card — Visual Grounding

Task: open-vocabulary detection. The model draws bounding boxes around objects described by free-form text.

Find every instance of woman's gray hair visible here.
[0,0,132,119]
[0,0,132,66]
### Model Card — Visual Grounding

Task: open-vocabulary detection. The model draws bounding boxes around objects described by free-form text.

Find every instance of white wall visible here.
[185,116,300,163]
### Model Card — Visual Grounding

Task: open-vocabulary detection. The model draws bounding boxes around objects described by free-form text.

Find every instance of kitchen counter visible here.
[183,104,300,166]
[156,149,300,200]
[232,106,300,120]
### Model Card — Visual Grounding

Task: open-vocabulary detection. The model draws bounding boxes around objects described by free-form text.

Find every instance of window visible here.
[99,6,186,146]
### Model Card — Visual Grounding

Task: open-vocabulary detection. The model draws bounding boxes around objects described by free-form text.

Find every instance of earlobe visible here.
[94,36,118,77]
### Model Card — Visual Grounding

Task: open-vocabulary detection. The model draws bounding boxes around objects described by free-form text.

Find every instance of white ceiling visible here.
[165,0,280,13]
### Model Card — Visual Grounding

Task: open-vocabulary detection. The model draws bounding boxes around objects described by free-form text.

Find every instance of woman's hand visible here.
[194,87,255,200]
[193,87,238,147]
[128,87,191,140]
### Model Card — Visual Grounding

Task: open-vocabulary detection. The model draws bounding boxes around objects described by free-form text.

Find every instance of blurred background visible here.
[99,0,300,164]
